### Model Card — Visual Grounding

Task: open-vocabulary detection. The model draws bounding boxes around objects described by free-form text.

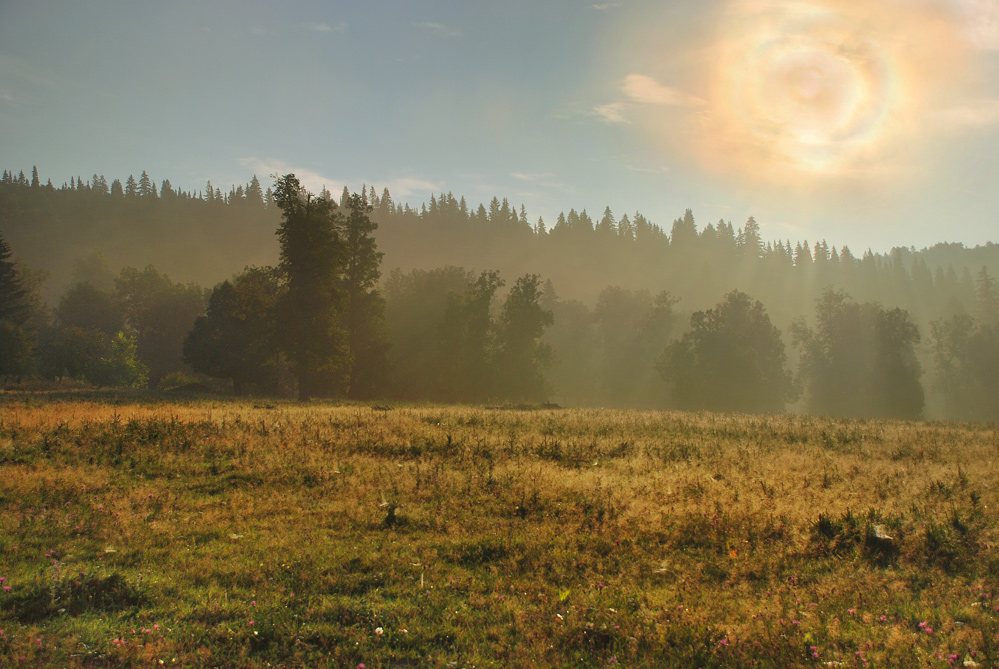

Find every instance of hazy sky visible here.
[2,0,998,253]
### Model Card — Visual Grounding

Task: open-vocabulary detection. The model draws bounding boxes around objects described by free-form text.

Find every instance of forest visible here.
[2,166,999,420]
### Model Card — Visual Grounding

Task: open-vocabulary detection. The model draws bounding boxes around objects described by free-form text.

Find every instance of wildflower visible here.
[3,586,9,592]
[792,620,801,626]
[919,622,928,628]
[375,627,383,636]
[879,615,887,622]
[847,609,856,615]
[249,621,254,626]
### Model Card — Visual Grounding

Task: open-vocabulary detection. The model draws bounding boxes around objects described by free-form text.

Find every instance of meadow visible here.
[1,394,997,667]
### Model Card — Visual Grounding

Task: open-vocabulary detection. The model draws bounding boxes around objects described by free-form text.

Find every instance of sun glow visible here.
[695,0,968,179]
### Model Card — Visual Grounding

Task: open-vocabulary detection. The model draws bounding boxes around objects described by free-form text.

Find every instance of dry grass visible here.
[1,393,998,667]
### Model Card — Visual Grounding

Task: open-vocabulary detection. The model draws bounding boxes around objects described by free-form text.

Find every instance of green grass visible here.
[1,394,998,667]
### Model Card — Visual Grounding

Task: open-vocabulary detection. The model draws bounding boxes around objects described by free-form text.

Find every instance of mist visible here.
[2,167,999,420]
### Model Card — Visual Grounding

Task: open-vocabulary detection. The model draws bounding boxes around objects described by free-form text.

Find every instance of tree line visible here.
[3,168,999,419]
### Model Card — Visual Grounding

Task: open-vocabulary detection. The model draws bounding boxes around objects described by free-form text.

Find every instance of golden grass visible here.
[1,395,998,666]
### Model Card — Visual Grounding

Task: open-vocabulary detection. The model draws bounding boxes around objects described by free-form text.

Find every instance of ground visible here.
[1,393,997,667]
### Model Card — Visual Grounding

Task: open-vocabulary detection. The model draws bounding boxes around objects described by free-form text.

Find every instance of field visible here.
[1,394,998,667]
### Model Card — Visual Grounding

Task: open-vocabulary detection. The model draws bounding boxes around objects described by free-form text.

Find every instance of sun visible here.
[697,0,966,180]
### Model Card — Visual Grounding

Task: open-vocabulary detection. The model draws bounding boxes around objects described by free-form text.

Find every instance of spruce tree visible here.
[274,174,348,400]
[0,233,28,324]
[342,192,389,398]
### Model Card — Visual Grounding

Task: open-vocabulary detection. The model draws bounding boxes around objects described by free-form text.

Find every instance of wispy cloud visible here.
[593,102,631,124]
[237,158,440,200]
[933,99,999,127]
[0,88,31,105]
[621,74,705,107]
[627,165,670,174]
[310,21,347,34]
[593,2,623,10]
[511,171,556,181]
[237,157,341,196]
[384,177,441,197]
[945,0,999,50]
[413,21,463,37]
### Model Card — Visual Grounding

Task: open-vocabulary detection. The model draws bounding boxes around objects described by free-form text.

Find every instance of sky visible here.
[2,0,998,253]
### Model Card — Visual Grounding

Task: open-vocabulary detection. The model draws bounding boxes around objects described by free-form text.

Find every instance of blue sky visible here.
[2,0,998,253]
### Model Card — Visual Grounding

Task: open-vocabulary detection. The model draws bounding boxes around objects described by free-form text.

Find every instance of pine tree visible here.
[0,233,29,324]
[274,174,349,400]
[975,267,999,323]
[246,175,264,208]
[342,193,389,398]
[495,274,554,401]
[139,171,154,197]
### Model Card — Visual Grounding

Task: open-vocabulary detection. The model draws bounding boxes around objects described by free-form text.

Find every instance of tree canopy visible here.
[658,291,794,413]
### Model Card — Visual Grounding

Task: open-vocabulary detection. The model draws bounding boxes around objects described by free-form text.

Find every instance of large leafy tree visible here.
[115,265,206,385]
[342,193,389,399]
[595,287,677,408]
[658,290,794,413]
[438,270,504,402]
[43,327,147,388]
[57,282,124,336]
[383,266,474,400]
[184,267,284,394]
[495,274,554,402]
[792,289,923,419]
[273,174,348,400]
[930,315,999,421]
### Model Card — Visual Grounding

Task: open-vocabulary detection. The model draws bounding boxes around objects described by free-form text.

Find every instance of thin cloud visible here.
[933,100,999,127]
[238,158,441,201]
[237,157,341,196]
[627,165,670,174]
[621,74,705,107]
[310,21,347,34]
[0,88,31,105]
[511,172,556,181]
[413,22,463,37]
[593,2,623,10]
[383,177,441,197]
[593,102,631,124]
[944,0,999,49]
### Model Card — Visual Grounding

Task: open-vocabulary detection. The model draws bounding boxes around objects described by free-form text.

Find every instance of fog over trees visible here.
[3,166,999,420]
